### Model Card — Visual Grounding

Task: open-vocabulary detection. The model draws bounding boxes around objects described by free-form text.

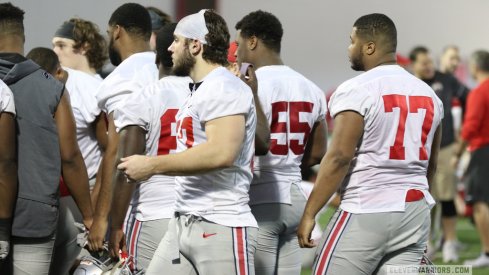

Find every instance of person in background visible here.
[146,6,171,51]
[440,45,462,75]
[454,50,489,268]
[410,46,469,262]
[52,17,108,210]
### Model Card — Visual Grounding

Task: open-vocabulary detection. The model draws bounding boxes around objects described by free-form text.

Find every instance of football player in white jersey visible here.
[0,80,16,261]
[234,10,328,275]
[298,14,443,274]
[87,3,158,252]
[118,10,258,275]
[52,17,108,203]
[107,23,191,272]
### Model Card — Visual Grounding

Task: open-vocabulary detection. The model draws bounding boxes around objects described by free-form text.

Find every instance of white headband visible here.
[174,9,209,44]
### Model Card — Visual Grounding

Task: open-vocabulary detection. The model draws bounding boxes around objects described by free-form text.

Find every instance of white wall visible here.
[220,0,489,90]
[9,0,489,90]
[10,0,174,51]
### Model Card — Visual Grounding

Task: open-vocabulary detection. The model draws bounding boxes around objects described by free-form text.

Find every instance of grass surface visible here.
[300,208,489,275]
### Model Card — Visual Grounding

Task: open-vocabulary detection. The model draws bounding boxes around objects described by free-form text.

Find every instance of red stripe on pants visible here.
[235,227,247,275]
[315,211,349,275]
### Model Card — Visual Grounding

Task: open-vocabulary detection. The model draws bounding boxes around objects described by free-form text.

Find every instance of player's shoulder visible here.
[258,65,323,94]
[149,76,191,99]
[106,52,157,80]
[203,67,251,93]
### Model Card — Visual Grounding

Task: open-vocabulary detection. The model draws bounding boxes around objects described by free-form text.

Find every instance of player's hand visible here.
[297,215,317,248]
[87,217,108,252]
[117,155,153,182]
[109,228,127,259]
[83,217,93,231]
[240,65,258,95]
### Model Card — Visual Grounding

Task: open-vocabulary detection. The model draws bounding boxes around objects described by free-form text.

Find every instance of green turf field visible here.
[300,208,489,275]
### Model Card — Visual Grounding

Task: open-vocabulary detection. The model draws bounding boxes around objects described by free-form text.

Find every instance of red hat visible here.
[228,42,238,63]
[396,53,410,66]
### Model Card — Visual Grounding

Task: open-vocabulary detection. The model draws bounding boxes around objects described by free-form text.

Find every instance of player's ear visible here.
[248,35,257,51]
[112,25,122,41]
[365,41,376,56]
[189,39,202,56]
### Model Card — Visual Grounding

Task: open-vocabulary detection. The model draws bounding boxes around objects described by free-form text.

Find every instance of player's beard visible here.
[350,49,365,71]
[108,38,122,66]
[172,47,195,77]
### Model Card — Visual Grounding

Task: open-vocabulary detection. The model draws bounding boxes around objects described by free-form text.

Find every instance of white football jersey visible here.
[96,52,158,115]
[250,66,327,205]
[64,67,103,180]
[173,67,258,228]
[329,65,443,214]
[0,80,15,115]
[114,76,190,221]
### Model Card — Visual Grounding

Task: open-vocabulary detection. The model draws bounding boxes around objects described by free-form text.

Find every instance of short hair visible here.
[109,3,152,41]
[146,6,172,31]
[0,2,25,37]
[156,23,177,68]
[442,45,459,55]
[235,10,283,53]
[68,18,108,70]
[26,47,59,74]
[353,13,397,54]
[471,50,489,73]
[201,10,230,66]
[409,46,429,62]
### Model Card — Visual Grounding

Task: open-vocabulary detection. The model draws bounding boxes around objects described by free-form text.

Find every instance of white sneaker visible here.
[464,253,489,268]
[442,240,459,263]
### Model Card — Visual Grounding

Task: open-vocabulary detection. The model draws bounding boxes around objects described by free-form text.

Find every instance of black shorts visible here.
[466,145,489,204]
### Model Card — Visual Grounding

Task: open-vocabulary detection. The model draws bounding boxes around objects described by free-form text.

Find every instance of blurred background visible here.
[11,0,489,91]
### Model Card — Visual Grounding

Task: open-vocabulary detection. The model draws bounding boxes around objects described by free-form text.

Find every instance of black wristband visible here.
[0,218,12,241]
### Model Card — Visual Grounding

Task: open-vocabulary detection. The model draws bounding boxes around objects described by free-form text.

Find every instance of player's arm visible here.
[94,112,108,152]
[301,119,328,168]
[240,65,270,155]
[427,124,442,187]
[109,125,146,258]
[0,111,17,259]
[55,90,93,229]
[119,115,245,180]
[298,111,363,248]
[90,112,108,206]
[88,112,119,251]
[453,90,482,168]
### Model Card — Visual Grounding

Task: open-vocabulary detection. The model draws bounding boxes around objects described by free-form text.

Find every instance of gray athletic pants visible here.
[312,199,430,275]
[250,183,306,275]
[126,218,170,272]
[146,214,257,275]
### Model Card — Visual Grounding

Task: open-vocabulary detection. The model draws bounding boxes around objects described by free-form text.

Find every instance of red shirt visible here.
[461,78,489,151]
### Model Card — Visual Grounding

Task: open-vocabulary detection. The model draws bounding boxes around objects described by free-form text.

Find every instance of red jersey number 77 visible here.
[382,94,434,161]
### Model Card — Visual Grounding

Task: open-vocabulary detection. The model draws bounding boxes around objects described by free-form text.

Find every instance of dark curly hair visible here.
[201,10,229,66]
[353,13,397,54]
[235,10,283,53]
[0,2,25,37]
[109,3,151,41]
[67,18,108,70]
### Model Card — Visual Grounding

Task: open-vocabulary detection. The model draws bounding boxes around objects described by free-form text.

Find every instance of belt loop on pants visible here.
[169,212,182,261]
[405,189,425,202]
